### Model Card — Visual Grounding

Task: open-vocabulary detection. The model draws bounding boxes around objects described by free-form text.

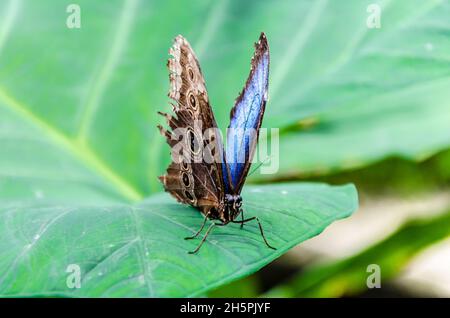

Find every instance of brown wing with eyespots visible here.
[158,35,225,218]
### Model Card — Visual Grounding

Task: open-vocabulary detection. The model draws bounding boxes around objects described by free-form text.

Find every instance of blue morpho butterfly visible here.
[158,33,274,253]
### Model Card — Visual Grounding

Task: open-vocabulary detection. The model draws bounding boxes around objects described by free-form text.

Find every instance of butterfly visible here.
[158,32,275,254]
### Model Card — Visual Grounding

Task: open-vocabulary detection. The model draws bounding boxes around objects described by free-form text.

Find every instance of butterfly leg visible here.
[240,210,245,229]
[232,217,276,250]
[188,222,216,254]
[185,212,210,240]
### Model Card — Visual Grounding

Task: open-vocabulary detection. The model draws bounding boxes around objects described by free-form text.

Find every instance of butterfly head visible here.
[224,194,242,222]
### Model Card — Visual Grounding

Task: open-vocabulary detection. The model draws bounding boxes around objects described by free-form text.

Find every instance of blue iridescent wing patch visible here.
[223,33,269,193]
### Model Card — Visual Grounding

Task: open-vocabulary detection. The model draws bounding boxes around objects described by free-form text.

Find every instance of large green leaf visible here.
[268,75,450,178]
[0,0,360,298]
[255,0,450,178]
[0,183,357,297]
[1,0,448,200]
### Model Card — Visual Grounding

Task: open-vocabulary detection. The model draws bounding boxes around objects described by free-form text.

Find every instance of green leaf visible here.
[263,209,450,298]
[0,183,357,297]
[0,1,360,298]
[254,0,450,178]
[267,75,450,178]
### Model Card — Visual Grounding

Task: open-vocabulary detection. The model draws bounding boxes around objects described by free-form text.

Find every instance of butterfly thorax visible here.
[219,194,242,224]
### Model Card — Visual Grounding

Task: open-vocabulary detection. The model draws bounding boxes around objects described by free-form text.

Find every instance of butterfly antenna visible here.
[247,155,272,177]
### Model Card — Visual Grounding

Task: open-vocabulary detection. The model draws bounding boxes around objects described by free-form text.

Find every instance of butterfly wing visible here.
[159,35,225,217]
[223,33,270,194]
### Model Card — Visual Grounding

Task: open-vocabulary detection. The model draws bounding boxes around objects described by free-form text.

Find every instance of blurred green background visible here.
[0,0,449,297]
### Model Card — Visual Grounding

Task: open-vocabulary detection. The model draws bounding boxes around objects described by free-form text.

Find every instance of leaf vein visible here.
[0,87,143,201]
[76,0,140,142]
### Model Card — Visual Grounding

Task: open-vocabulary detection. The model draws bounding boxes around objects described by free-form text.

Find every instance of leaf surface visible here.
[0,183,357,297]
